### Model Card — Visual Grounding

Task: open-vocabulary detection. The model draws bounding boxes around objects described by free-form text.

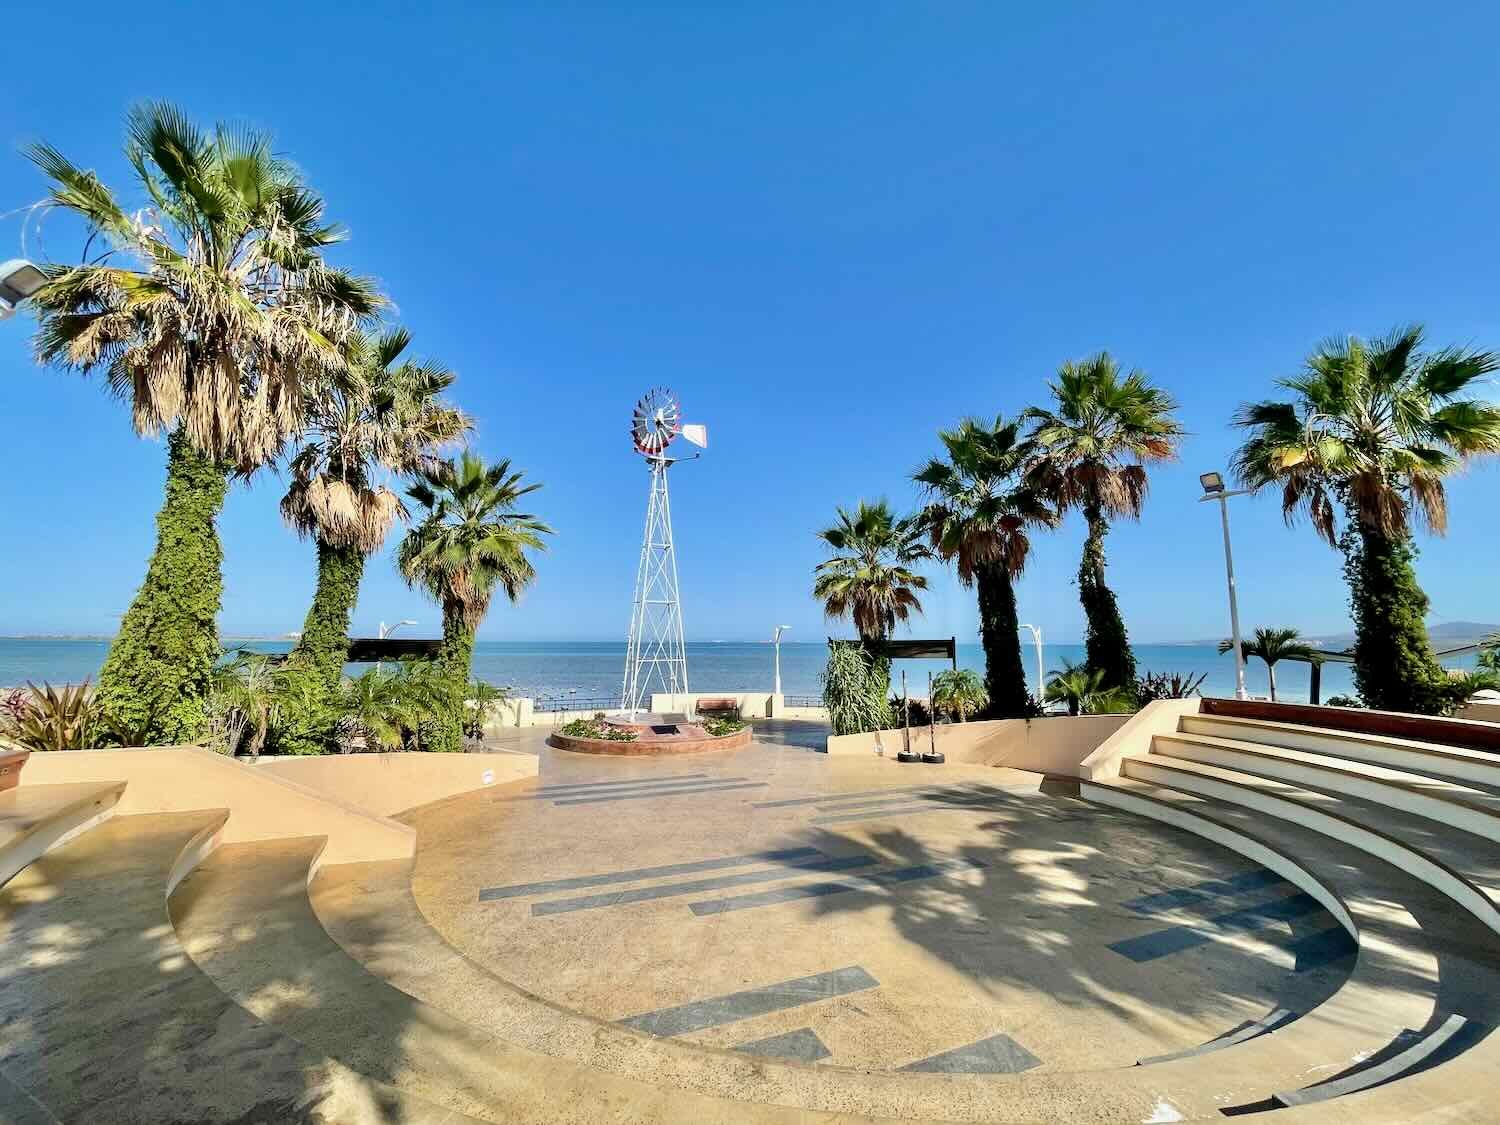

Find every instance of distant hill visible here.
[1171,621,1498,652]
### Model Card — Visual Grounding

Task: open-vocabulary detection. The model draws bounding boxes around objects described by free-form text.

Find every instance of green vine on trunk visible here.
[975,560,1029,716]
[276,541,366,754]
[1079,505,1136,692]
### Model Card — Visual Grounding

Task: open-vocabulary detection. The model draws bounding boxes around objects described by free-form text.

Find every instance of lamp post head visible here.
[0,259,46,321]
[1199,471,1225,495]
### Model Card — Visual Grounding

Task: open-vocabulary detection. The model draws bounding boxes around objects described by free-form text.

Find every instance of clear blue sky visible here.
[1,2,1496,644]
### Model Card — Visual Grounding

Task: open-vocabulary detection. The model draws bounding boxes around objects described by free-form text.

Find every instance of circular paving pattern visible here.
[405,733,1355,1077]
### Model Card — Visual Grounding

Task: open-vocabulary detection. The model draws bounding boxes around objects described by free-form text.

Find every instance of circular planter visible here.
[548,724,752,756]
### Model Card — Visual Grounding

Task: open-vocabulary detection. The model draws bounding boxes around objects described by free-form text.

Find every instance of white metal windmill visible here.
[621,388,708,715]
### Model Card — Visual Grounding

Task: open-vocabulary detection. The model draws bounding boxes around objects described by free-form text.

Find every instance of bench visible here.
[696,698,741,721]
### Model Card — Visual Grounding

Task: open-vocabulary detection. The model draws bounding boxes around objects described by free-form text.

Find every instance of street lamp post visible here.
[1018,624,1044,701]
[1199,472,1250,701]
[379,619,418,640]
[772,625,791,695]
[0,259,46,321]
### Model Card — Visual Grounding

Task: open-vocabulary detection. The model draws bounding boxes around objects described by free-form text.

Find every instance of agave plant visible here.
[6,682,97,751]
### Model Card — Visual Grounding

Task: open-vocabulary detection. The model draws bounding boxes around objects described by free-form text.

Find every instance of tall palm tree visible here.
[398,452,551,749]
[812,500,929,641]
[1219,627,1315,702]
[1025,354,1183,692]
[26,103,381,742]
[278,328,469,749]
[1233,326,1500,713]
[914,416,1057,716]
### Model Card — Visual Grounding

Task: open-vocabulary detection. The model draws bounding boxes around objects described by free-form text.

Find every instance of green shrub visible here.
[558,718,637,741]
[1136,670,1208,705]
[700,716,745,737]
[822,642,893,735]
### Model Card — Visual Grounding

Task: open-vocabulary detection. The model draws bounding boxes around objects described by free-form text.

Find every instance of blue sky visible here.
[1,2,1497,644]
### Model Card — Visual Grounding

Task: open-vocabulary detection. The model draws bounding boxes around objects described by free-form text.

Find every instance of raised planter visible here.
[0,748,30,792]
[549,724,752,757]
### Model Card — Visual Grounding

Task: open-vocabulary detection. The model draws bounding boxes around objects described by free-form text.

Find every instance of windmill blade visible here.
[681,424,708,448]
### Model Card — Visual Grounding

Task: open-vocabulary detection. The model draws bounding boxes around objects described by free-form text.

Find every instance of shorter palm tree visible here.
[1220,627,1315,702]
[335,669,416,753]
[1044,659,1135,716]
[931,669,988,722]
[813,500,929,640]
[399,452,551,750]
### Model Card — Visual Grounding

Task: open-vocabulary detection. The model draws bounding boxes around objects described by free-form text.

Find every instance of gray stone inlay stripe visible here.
[536,772,709,794]
[531,853,878,915]
[1138,1007,1297,1065]
[507,776,750,803]
[900,1033,1041,1074]
[810,799,1003,826]
[689,858,987,916]
[732,1026,831,1063]
[811,786,1002,812]
[478,847,822,901]
[619,966,879,1037]
[1122,869,1287,914]
[1275,1014,1470,1107]
[552,780,768,806]
[1107,892,1325,963]
[752,786,930,809]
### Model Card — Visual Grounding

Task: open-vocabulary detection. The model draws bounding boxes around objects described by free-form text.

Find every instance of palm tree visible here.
[1025,354,1183,692]
[813,500,930,641]
[26,104,381,743]
[915,415,1056,716]
[398,452,551,750]
[335,668,416,754]
[1219,627,1315,702]
[277,328,469,749]
[1044,659,1135,716]
[931,668,988,722]
[1233,327,1500,713]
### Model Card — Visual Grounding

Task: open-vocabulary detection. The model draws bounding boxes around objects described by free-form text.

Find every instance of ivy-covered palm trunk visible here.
[427,603,476,752]
[975,561,1029,716]
[1344,526,1445,713]
[278,541,366,754]
[1078,504,1136,691]
[95,428,229,744]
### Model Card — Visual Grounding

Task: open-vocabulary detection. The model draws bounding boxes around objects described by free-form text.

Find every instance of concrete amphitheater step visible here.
[0,780,126,886]
[0,810,485,1125]
[1178,712,1500,789]
[1128,751,1500,936]
[1081,774,1500,1116]
[183,833,1405,1123]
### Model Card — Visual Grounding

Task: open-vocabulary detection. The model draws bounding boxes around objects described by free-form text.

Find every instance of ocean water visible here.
[0,638,1482,704]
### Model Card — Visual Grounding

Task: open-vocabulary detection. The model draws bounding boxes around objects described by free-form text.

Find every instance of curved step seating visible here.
[0,810,480,1125]
[173,831,1419,1124]
[0,780,126,887]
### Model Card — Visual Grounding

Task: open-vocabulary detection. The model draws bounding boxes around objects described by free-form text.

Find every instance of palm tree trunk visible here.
[1345,526,1445,713]
[1267,661,1278,702]
[426,603,476,752]
[975,561,1028,717]
[95,428,229,745]
[1078,503,1136,690]
[289,540,365,694]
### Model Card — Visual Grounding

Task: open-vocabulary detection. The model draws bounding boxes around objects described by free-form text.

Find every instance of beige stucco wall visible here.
[825,714,1131,774]
[651,692,778,718]
[1075,698,1202,781]
[22,745,415,867]
[257,750,538,817]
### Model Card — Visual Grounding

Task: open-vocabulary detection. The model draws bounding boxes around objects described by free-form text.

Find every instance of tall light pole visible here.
[1018,624,1045,700]
[1199,472,1249,700]
[772,625,791,694]
[0,259,46,322]
[379,619,418,640]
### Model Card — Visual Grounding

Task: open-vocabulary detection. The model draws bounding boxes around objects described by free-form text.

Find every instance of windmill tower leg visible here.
[622,457,689,716]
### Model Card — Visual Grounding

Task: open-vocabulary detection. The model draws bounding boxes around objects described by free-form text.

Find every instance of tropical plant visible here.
[335,668,418,753]
[204,652,280,758]
[1219,627,1316,702]
[1044,659,1136,716]
[27,103,381,744]
[3,682,96,751]
[1233,326,1500,713]
[1136,669,1209,705]
[930,668,989,721]
[915,417,1057,716]
[700,715,746,737]
[1479,633,1500,675]
[558,718,638,742]
[464,680,510,741]
[813,500,930,642]
[277,328,470,752]
[821,641,894,736]
[399,452,552,750]
[1025,354,1184,692]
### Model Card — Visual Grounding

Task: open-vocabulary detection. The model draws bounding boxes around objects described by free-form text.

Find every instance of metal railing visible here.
[534,695,617,713]
[784,694,823,708]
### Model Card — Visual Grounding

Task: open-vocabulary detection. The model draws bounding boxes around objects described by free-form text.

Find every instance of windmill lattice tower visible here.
[621,388,707,715]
